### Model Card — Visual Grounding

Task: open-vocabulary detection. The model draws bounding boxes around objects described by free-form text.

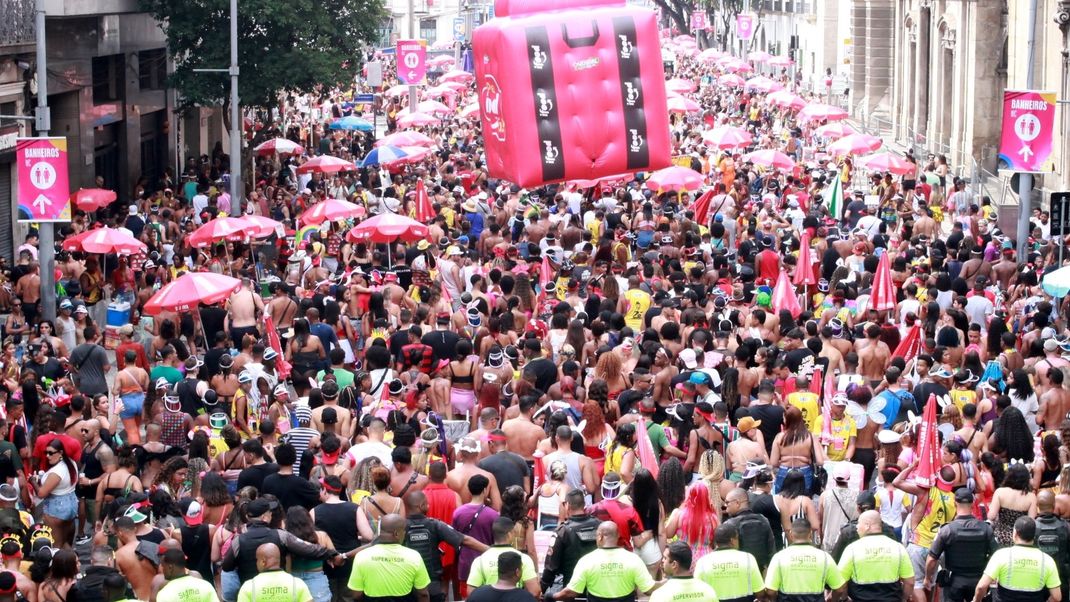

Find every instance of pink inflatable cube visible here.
[473,1,671,187]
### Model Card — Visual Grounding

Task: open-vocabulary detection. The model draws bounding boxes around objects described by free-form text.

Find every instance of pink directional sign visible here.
[396,39,428,85]
[736,14,754,40]
[999,89,1055,173]
[16,137,71,222]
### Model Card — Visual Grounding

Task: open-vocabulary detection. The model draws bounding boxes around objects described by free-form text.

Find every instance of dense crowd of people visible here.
[0,36,1067,602]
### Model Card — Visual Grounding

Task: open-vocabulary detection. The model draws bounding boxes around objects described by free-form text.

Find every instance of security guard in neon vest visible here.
[973,516,1062,602]
[924,488,997,602]
[765,518,846,602]
[838,510,915,602]
[554,521,659,602]
[651,541,718,602]
[694,524,765,602]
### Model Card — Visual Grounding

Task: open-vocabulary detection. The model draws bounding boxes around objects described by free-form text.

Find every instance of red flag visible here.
[263,314,292,381]
[793,232,817,287]
[870,252,896,312]
[771,270,802,318]
[893,323,922,363]
[691,189,715,226]
[413,179,435,223]
[914,394,941,488]
[636,417,660,479]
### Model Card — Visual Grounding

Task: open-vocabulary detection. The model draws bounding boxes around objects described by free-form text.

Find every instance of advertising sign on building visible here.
[998,89,1056,173]
[16,137,70,222]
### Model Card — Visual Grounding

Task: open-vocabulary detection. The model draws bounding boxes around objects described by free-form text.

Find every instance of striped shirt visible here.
[285,426,319,472]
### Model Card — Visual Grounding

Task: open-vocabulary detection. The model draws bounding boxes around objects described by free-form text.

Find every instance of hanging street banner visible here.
[396,39,428,85]
[998,89,1056,173]
[736,14,755,40]
[16,137,71,222]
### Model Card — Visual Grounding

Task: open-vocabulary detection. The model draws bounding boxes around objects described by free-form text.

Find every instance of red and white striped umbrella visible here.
[253,138,304,157]
[296,156,358,175]
[144,272,242,315]
[742,149,796,171]
[667,96,701,114]
[745,76,783,93]
[814,122,857,139]
[187,217,252,248]
[702,126,753,150]
[397,112,441,128]
[301,198,366,226]
[860,151,915,175]
[766,90,806,110]
[376,131,436,148]
[827,133,883,157]
[61,227,146,255]
[798,103,848,122]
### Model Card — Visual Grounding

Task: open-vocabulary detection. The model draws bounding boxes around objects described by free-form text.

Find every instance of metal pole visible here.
[1016,0,1038,260]
[1061,194,1067,266]
[229,0,242,216]
[35,0,56,322]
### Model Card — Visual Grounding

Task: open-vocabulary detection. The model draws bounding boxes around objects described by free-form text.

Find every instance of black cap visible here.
[856,490,877,510]
[954,488,974,504]
[247,498,277,517]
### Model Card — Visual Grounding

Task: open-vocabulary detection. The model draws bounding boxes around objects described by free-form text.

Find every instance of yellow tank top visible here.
[912,487,956,548]
[788,391,820,433]
[950,389,977,414]
[604,443,632,476]
[623,289,650,330]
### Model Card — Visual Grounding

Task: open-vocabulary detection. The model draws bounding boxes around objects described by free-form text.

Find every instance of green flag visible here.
[825,175,843,221]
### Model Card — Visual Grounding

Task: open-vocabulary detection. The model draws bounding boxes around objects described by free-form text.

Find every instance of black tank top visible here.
[313,501,361,552]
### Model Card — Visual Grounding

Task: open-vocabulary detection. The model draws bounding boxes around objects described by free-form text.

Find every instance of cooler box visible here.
[106,302,130,327]
[473,0,671,187]
[103,325,121,350]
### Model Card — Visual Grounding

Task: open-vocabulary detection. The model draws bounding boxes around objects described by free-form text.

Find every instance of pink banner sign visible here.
[690,12,706,31]
[736,14,754,40]
[396,39,428,85]
[998,89,1056,173]
[16,137,70,222]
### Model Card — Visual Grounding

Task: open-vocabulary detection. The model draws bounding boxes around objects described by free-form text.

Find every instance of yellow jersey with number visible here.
[623,289,651,331]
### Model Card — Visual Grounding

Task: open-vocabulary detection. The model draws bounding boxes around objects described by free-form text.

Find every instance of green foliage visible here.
[141,0,386,111]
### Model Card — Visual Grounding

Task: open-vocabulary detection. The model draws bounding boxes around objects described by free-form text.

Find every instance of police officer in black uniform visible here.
[924,489,997,602]
[540,489,599,594]
[1035,490,1070,602]
[402,491,488,602]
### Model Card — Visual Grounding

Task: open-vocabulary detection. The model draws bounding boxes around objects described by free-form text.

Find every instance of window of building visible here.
[92,54,123,104]
[0,102,16,127]
[138,49,167,91]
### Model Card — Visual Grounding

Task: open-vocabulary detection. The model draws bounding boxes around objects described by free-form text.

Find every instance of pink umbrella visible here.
[440,81,467,91]
[793,232,817,287]
[667,96,701,114]
[427,55,455,68]
[747,50,772,62]
[717,73,746,88]
[397,146,434,164]
[702,126,753,150]
[722,60,753,74]
[440,69,475,83]
[376,131,436,148]
[253,138,304,157]
[430,39,455,50]
[914,394,941,487]
[745,76,783,93]
[772,270,802,318]
[412,179,435,223]
[187,217,252,248]
[766,90,806,110]
[397,112,441,128]
[645,166,704,192]
[799,103,849,122]
[384,84,410,97]
[241,215,284,238]
[296,156,358,175]
[814,122,857,139]
[870,251,896,312]
[263,314,292,381]
[673,34,695,43]
[301,198,366,226]
[860,151,915,175]
[697,49,726,63]
[70,188,117,212]
[827,133,883,157]
[459,103,480,119]
[666,78,696,93]
[423,85,459,98]
[741,149,796,171]
[768,55,795,67]
[60,227,146,255]
[416,100,452,115]
[347,213,430,243]
[144,272,242,315]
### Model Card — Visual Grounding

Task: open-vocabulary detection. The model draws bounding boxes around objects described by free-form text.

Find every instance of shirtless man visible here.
[388,447,428,497]
[1033,338,1069,397]
[652,347,681,406]
[501,396,545,461]
[265,282,299,336]
[958,249,991,289]
[224,277,263,348]
[726,417,768,483]
[819,327,846,375]
[912,207,939,239]
[115,516,156,600]
[312,380,353,437]
[1038,368,1070,431]
[469,407,500,460]
[14,263,40,325]
[445,438,502,508]
[990,246,1019,290]
[856,324,890,384]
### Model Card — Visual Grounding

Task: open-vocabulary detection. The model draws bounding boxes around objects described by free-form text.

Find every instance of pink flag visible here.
[914,394,941,487]
[793,232,817,287]
[893,323,922,363]
[771,270,802,318]
[263,314,292,381]
[413,179,435,223]
[636,417,660,479]
[870,252,896,312]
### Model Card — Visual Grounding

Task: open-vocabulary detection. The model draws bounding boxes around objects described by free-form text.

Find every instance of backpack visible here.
[1035,517,1069,567]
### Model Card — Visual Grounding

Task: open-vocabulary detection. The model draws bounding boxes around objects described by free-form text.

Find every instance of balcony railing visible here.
[0,0,35,48]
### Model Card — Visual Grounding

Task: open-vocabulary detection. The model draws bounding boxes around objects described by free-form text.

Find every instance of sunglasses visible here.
[46,450,61,456]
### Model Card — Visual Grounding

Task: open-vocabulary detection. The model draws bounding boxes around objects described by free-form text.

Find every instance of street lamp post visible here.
[193,0,241,216]
[35,0,56,321]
